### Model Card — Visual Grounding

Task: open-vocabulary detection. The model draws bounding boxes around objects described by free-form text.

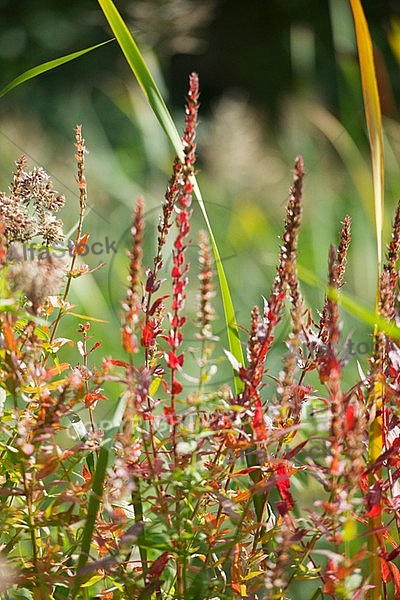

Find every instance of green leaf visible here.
[80,575,104,588]
[0,40,113,99]
[97,0,245,392]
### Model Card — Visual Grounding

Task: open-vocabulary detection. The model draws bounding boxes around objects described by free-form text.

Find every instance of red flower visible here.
[252,398,267,440]
[275,463,295,515]
[165,351,184,369]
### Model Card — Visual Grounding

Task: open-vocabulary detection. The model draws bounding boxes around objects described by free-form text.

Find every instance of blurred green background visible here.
[0,0,400,408]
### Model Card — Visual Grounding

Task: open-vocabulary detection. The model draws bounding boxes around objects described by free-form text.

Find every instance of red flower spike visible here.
[171,265,181,278]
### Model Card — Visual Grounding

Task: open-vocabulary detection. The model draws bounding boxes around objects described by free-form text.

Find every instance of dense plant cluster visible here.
[1,76,400,600]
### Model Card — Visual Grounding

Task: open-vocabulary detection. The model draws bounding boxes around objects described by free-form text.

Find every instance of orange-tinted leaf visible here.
[84,392,107,408]
[231,544,243,594]
[45,362,70,379]
[73,232,90,255]
[233,489,252,503]
[82,464,92,483]
[3,322,18,353]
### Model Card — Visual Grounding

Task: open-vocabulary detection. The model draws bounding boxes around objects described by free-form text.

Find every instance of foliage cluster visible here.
[0,74,399,599]
[0,1,400,599]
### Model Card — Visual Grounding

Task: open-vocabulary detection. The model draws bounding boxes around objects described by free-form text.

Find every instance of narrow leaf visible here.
[0,40,112,99]
[349,0,384,273]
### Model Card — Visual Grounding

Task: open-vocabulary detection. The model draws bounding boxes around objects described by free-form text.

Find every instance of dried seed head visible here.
[0,157,65,245]
[9,256,66,311]
[196,229,216,339]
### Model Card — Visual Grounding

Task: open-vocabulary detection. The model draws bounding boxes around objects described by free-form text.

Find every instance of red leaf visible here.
[107,359,130,369]
[141,320,158,348]
[82,464,91,483]
[171,377,183,395]
[386,545,400,562]
[3,322,18,352]
[89,341,102,354]
[275,463,295,514]
[231,544,242,594]
[145,552,170,584]
[382,557,400,598]
[148,295,169,316]
[252,398,267,440]
[285,440,308,459]
[382,558,391,583]
[365,503,382,518]
[345,404,355,431]
[388,561,400,598]
[45,362,71,379]
[165,351,184,369]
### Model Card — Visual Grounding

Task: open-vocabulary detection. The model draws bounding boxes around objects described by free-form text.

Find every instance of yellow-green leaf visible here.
[349,0,384,274]
[80,575,104,588]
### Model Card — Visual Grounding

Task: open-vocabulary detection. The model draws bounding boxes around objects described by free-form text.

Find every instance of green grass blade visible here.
[349,0,384,275]
[97,0,245,393]
[0,40,112,99]
[192,178,244,393]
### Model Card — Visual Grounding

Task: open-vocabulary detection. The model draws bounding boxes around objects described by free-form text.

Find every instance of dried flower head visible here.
[196,229,216,340]
[9,255,66,311]
[0,156,65,245]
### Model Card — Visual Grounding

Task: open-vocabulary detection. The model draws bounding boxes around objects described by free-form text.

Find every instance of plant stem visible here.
[49,125,87,345]
[367,373,384,600]
[132,477,148,582]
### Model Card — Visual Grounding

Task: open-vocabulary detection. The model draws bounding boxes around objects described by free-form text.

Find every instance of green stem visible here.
[132,477,148,582]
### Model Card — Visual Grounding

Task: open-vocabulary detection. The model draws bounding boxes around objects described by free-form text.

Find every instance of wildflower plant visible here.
[0,1,400,599]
